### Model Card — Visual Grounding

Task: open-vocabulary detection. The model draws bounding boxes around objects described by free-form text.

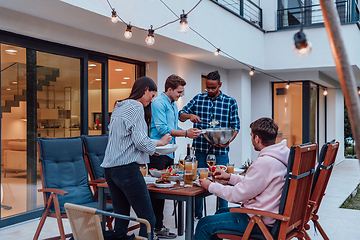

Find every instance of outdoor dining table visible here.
[97,182,212,240]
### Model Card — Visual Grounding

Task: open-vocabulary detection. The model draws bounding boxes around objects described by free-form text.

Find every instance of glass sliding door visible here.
[88,61,102,135]
[273,82,303,148]
[36,52,81,138]
[108,60,136,114]
[1,44,32,218]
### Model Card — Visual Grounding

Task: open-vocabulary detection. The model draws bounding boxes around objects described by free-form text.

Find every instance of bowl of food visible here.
[169,174,180,182]
[149,168,162,178]
[155,144,178,155]
[202,128,236,145]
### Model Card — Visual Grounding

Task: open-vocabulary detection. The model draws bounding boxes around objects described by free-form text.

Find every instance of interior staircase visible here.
[1,62,60,117]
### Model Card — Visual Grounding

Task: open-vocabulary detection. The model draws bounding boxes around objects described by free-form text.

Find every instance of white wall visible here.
[1,101,27,140]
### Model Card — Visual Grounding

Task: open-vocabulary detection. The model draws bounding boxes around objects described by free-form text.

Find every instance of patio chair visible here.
[215,143,317,240]
[33,137,112,240]
[64,203,151,240]
[304,140,339,240]
[82,134,139,232]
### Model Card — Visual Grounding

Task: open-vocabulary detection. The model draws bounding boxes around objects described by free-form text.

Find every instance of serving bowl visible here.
[155,144,178,155]
[149,169,162,178]
[202,127,236,145]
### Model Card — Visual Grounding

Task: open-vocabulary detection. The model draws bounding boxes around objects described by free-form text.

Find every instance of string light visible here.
[178,10,189,34]
[323,87,328,96]
[103,0,337,96]
[145,26,155,46]
[293,30,312,57]
[249,68,255,76]
[358,87,360,96]
[286,81,290,89]
[124,24,132,39]
[111,8,118,23]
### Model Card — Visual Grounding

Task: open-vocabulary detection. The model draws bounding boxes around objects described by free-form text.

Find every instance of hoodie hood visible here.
[258,139,289,167]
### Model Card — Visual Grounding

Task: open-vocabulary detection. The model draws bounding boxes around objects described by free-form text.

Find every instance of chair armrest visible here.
[308,200,316,206]
[89,179,106,186]
[38,188,68,195]
[229,207,290,221]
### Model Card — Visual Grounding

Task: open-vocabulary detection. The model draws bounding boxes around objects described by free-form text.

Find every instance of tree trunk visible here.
[319,0,360,163]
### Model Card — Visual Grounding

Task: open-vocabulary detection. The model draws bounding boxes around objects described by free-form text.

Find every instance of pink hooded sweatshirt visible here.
[208,140,290,226]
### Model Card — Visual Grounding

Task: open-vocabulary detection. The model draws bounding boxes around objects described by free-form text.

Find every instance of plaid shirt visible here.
[179,92,240,155]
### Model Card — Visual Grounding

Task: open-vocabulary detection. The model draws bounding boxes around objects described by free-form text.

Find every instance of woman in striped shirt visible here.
[101,76,172,239]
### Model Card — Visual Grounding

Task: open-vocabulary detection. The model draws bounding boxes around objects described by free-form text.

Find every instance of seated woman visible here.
[101,76,172,239]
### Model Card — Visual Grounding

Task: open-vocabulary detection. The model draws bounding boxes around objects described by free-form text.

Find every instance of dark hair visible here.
[206,70,221,82]
[115,76,157,129]
[165,74,186,92]
[250,117,278,146]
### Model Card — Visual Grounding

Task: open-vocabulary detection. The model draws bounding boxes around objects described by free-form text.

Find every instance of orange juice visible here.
[192,160,198,180]
[185,161,193,171]
[227,163,235,174]
[199,171,208,179]
[140,167,147,177]
[184,170,193,187]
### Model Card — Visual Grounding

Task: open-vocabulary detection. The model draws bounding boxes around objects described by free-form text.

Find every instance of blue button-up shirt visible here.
[150,92,180,158]
[179,92,240,155]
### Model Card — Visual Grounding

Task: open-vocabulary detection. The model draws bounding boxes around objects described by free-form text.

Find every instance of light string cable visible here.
[105,0,349,93]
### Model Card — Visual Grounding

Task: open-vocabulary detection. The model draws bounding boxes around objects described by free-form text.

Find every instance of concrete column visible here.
[327,88,345,162]
[227,69,252,166]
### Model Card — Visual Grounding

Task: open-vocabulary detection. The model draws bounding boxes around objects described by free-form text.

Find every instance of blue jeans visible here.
[195,152,229,219]
[104,162,156,238]
[194,207,263,240]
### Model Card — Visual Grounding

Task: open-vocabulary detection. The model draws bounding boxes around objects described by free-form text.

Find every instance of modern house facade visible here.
[0,0,359,228]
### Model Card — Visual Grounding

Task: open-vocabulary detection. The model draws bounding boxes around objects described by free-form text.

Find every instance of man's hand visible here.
[213,170,231,181]
[189,114,201,123]
[187,128,202,139]
[199,179,212,190]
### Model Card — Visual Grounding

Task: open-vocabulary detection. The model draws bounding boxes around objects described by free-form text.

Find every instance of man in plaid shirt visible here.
[179,70,240,219]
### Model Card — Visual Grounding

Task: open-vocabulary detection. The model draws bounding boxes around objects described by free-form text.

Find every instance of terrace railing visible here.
[278,0,359,30]
[212,0,263,28]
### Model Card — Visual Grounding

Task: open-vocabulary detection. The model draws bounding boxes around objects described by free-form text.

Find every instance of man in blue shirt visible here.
[179,70,240,219]
[150,74,201,238]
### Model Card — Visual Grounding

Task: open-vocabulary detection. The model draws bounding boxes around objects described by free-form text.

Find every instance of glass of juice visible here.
[140,165,147,177]
[227,163,235,174]
[192,160,198,181]
[184,170,193,187]
[178,154,186,171]
[161,169,170,180]
[198,168,208,179]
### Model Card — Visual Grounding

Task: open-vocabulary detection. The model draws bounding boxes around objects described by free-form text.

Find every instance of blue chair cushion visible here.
[82,135,108,180]
[38,137,95,210]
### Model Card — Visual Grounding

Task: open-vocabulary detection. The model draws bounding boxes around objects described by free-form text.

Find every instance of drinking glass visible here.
[184,170,193,187]
[206,154,216,171]
[192,160,198,181]
[227,163,235,174]
[198,168,208,179]
[161,169,170,180]
[178,154,186,171]
[140,165,147,177]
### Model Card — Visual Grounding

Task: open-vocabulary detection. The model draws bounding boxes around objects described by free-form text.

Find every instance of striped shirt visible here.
[101,99,157,168]
[179,92,240,155]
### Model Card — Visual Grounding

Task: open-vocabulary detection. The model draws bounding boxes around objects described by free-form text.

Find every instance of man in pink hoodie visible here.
[195,117,290,240]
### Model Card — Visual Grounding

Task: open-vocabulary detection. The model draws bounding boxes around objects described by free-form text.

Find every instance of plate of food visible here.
[209,165,227,172]
[154,178,176,188]
[155,144,178,155]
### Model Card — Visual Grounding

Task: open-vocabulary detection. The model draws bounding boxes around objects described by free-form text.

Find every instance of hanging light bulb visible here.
[111,9,118,23]
[286,81,290,89]
[178,10,189,34]
[293,30,312,57]
[124,24,132,39]
[249,68,255,76]
[358,87,360,96]
[214,49,220,56]
[145,26,155,46]
[323,87,328,96]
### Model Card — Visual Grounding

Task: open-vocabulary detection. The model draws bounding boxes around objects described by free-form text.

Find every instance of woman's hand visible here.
[157,133,172,146]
